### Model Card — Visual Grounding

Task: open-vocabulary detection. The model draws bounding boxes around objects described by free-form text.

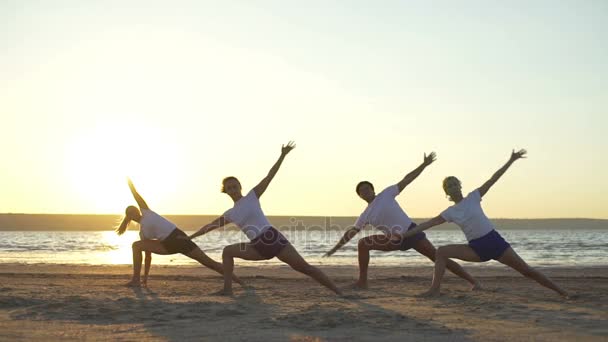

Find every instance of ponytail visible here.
[115,216,131,235]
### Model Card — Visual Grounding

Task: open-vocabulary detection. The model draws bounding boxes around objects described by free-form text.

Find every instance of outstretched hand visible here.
[510,149,527,161]
[281,141,296,156]
[323,250,335,258]
[423,152,437,166]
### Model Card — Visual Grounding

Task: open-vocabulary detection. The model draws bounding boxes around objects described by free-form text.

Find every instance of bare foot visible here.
[124,279,141,287]
[562,292,576,300]
[416,288,440,298]
[211,289,234,296]
[470,282,482,291]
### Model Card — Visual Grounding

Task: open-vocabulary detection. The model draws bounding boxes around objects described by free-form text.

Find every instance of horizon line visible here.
[0,213,607,220]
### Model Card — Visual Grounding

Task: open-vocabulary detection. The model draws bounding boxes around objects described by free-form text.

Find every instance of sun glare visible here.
[101,230,138,264]
[64,122,183,213]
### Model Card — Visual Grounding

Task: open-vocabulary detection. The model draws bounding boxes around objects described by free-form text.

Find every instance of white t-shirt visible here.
[223,190,272,240]
[139,208,176,240]
[440,189,495,241]
[354,185,414,236]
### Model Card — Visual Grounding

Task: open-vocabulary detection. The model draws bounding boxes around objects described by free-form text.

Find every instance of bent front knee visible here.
[357,238,371,251]
[131,241,142,250]
[222,246,235,259]
[435,246,449,259]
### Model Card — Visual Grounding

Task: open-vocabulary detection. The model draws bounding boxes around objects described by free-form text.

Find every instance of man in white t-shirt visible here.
[325,152,479,290]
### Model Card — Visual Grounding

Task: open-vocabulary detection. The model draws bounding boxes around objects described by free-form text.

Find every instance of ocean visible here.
[1,215,606,267]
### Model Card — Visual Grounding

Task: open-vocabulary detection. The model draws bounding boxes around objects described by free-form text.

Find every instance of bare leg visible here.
[186,247,246,286]
[497,247,568,297]
[128,240,171,287]
[277,244,342,296]
[413,238,481,290]
[221,243,267,295]
[421,244,482,297]
[355,235,402,289]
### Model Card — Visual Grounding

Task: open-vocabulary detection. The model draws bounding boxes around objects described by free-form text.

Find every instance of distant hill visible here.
[0,214,606,231]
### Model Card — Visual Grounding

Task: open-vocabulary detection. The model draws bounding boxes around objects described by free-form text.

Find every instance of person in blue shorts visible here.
[325,152,479,291]
[400,149,569,298]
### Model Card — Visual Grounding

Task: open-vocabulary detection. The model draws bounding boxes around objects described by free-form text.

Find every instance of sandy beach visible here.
[0,264,606,341]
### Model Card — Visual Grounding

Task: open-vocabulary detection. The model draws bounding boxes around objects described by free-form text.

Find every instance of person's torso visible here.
[226,190,273,240]
[139,209,176,240]
[361,187,413,235]
[447,191,495,241]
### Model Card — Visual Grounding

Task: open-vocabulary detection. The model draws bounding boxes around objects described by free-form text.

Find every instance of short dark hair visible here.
[356,181,374,195]
[221,176,240,193]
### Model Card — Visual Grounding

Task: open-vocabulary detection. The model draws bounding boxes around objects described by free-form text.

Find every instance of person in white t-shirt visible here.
[401,149,569,298]
[324,152,479,291]
[117,179,244,288]
[190,142,343,296]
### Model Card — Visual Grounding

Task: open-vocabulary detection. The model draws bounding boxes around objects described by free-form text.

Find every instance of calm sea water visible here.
[1,227,607,267]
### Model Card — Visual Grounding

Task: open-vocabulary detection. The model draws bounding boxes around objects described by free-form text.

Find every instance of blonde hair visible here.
[442,176,461,201]
[115,206,138,235]
[115,216,131,235]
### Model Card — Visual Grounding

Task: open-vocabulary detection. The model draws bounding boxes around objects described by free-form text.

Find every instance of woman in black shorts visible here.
[117,178,244,288]
[190,142,342,296]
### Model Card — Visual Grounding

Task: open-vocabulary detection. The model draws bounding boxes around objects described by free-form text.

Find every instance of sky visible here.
[1,0,607,218]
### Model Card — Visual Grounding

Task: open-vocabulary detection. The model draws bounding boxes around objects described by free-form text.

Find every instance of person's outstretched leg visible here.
[277,244,343,295]
[186,247,246,286]
[497,247,568,297]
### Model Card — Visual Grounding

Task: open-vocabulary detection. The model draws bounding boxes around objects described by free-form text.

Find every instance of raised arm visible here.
[128,178,149,210]
[189,216,230,240]
[397,152,437,193]
[323,227,361,257]
[395,215,446,240]
[478,149,526,197]
[253,141,296,198]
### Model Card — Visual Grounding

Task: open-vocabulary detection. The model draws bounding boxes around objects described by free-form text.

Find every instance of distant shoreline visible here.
[2,213,606,219]
[0,214,606,231]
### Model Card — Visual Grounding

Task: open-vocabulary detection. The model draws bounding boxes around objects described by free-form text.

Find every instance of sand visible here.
[0,264,606,341]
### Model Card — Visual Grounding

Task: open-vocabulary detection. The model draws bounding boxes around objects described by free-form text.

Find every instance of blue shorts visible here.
[468,230,511,261]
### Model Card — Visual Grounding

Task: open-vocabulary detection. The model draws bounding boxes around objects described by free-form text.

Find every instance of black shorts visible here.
[161,228,198,255]
[250,227,290,260]
[399,222,426,251]
[359,222,426,251]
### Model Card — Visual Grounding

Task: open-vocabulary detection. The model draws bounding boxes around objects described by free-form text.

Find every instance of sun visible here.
[63,122,183,213]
